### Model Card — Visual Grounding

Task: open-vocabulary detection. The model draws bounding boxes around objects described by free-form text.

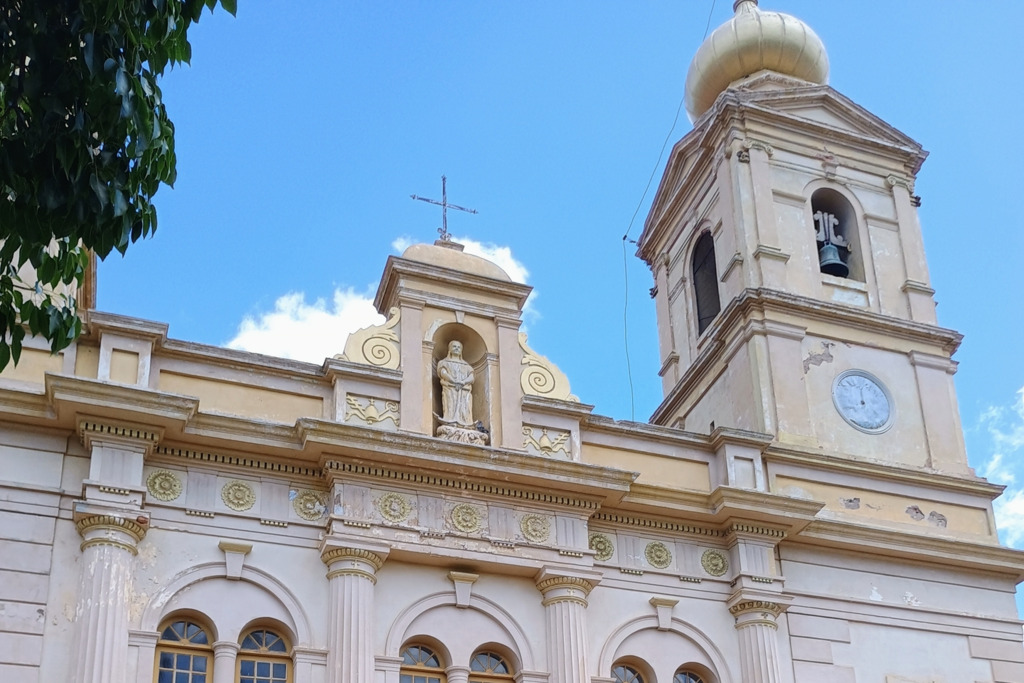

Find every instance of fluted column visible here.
[536,575,595,683]
[446,665,471,683]
[72,514,147,683]
[212,641,240,683]
[322,546,386,683]
[729,600,784,683]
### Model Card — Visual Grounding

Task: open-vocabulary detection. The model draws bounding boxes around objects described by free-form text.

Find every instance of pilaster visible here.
[729,599,787,683]
[321,542,389,683]
[536,569,600,683]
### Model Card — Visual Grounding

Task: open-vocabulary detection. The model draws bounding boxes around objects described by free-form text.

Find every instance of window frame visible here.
[468,650,514,683]
[236,627,292,683]
[400,644,447,683]
[154,617,214,683]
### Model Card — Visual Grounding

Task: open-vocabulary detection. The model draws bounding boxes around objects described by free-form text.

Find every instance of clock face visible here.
[832,370,893,433]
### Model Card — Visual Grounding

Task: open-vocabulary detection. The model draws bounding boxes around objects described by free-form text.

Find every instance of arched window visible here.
[401,645,446,683]
[237,628,290,683]
[155,618,213,683]
[612,663,645,683]
[674,670,706,683]
[810,188,862,280]
[469,651,514,683]
[691,232,721,335]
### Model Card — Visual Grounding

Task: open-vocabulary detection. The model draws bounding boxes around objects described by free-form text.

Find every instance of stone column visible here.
[445,666,471,683]
[72,512,147,683]
[322,546,387,683]
[536,575,596,683]
[729,600,785,683]
[212,641,240,683]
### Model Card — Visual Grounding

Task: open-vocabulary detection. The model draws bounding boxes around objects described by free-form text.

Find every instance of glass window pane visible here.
[240,659,255,675]
[273,662,286,677]
[158,671,173,683]
[194,676,206,683]
[241,635,259,650]
[193,656,207,672]
[257,660,270,676]
[175,672,189,683]
[192,629,208,645]
[159,651,174,668]
[400,675,412,683]
[176,653,191,669]
[241,678,254,683]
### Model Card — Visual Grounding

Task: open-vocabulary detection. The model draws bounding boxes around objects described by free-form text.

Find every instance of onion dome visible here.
[684,0,829,120]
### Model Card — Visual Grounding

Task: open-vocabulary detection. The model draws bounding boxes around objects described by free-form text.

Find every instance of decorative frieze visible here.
[221,481,256,511]
[292,490,327,521]
[375,492,413,523]
[146,470,182,501]
[645,542,673,569]
[344,395,399,429]
[522,426,571,459]
[701,549,729,577]
[589,533,615,561]
[520,514,551,543]
[449,503,484,534]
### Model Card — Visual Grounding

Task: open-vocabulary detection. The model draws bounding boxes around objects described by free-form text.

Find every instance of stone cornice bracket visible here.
[75,512,148,554]
[77,416,163,454]
[724,521,788,543]
[743,138,775,157]
[321,546,388,584]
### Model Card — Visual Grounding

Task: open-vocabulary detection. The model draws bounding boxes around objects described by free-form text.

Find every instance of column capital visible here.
[728,598,790,631]
[74,503,149,554]
[320,544,388,583]
[212,640,241,655]
[536,575,595,607]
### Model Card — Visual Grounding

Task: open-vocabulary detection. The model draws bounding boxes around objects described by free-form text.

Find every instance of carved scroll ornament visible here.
[519,333,578,402]
[339,307,401,369]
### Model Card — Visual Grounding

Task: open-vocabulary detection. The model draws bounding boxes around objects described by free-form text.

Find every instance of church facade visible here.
[2,3,1023,683]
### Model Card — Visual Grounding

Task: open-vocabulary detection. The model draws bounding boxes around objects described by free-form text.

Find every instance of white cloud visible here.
[974,386,1024,547]
[226,287,383,363]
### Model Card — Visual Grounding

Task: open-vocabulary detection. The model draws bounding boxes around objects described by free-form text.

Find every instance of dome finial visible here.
[684,3,829,121]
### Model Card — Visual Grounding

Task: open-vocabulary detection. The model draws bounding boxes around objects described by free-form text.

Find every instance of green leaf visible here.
[220,0,237,17]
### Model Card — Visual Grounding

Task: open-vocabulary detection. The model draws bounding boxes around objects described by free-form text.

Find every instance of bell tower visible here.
[637,0,968,474]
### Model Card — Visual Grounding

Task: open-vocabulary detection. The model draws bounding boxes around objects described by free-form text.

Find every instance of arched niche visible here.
[598,616,731,683]
[809,186,865,282]
[140,562,312,647]
[689,230,721,336]
[430,323,491,437]
[385,592,536,672]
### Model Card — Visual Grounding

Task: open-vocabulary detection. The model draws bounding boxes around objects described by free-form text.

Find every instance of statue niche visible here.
[434,339,489,446]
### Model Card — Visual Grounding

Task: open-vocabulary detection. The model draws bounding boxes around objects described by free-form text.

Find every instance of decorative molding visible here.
[156,445,322,478]
[321,547,386,583]
[186,509,214,518]
[449,503,483,533]
[520,514,551,543]
[260,519,287,527]
[645,542,673,569]
[886,174,915,193]
[589,533,615,561]
[519,333,579,402]
[701,549,729,577]
[325,460,600,509]
[77,417,162,451]
[76,514,147,553]
[375,492,412,523]
[729,600,784,619]
[522,426,571,459]
[592,512,722,537]
[320,547,386,569]
[146,470,182,501]
[339,307,401,369]
[292,490,327,521]
[221,481,256,511]
[344,395,399,428]
[742,138,775,157]
[537,575,595,595]
[727,523,787,540]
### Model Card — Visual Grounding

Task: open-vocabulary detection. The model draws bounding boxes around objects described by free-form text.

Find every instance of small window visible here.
[675,671,706,683]
[401,645,446,683]
[612,664,645,683]
[469,651,513,683]
[691,232,721,335]
[238,628,290,683]
[155,618,213,683]
[810,188,861,280]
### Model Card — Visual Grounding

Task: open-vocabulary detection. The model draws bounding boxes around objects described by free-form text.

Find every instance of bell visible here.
[818,243,849,278]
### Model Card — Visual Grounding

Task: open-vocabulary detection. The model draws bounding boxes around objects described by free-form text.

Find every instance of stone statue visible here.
[436,340,488,445]
[437,340,474,426]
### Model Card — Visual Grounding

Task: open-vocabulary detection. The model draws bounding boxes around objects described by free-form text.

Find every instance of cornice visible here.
[374,254,533,314]
[300,418,637,501]
[651,288,962,425]
[583,414,711,449]
[765,445,1005,500]
[160,339,326,382]
[522,394,595,419]
[322,357,402,385]
[794,519,1024,580]
[46,374,198,426]
[78,416,163,450]
[154,444,322,479]
[84,310,169,345]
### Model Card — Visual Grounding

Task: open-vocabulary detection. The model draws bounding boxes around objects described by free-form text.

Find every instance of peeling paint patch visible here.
[869,586,883,601]
[802,341,834,373]
[927,511,947,528]
[902,591,921,606]
[905,505,925,521]
[840,496,860,510]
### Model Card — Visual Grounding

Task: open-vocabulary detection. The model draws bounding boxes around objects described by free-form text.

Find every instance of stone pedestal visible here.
[536,575,595,683]
[729,600,785,683]
[72,513,147,683]
[322,546,387,683]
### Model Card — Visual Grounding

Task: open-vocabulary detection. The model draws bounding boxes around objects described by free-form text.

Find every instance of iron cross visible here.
[410,175,478,242]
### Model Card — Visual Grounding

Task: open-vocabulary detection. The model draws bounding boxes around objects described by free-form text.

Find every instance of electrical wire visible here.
[620,0,717,422]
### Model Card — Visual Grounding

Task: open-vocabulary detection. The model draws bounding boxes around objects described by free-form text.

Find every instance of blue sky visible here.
[98,3,1024,552]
